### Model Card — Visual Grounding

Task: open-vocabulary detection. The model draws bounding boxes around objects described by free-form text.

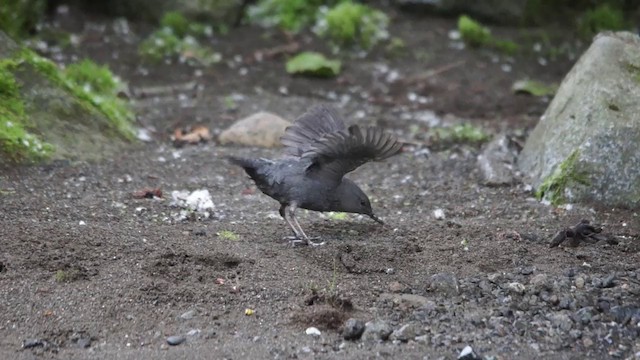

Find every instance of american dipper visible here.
[229,105,402,246]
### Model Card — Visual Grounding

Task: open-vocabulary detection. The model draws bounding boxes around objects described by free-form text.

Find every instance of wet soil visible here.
[1,5,639,360]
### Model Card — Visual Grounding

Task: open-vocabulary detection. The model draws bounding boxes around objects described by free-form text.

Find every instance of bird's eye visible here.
[360,200,366,206]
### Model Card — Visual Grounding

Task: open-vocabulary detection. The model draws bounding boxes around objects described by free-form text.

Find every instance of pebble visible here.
[549,312,573,331]
[529,273,550,292]
[22,339,45,349]
[166,335,186,346]
[342,318,365,341]
[575,276,585,288]
[600,274,616,288]
[508,282,525,295]
[458,345,480,360]
[362,320,393,342]
[389,323,420,342]
[305,327,321,337]
[428,273,459,295]
[180,310,197,320]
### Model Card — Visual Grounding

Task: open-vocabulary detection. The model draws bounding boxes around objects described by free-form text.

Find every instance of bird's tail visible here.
[227,156,263,181]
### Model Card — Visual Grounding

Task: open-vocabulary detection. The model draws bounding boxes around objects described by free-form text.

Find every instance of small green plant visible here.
[578,4,626,38]
[54,268,81,283]
[286,52,341,77]
[458,15,491,47]
[432,123,490,145]
[314,1,389,51]
[0,0,46,38]
[328,212,348,220]
[160,11,212,38]
[535,150,591,205]
[139,31,221,65]
[512,79,557,97]
[457,15,520,55]
[218,230,239,241]
[248,0,340,33]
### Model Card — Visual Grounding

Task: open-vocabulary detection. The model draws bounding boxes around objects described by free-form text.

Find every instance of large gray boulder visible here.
[518,32,640,208]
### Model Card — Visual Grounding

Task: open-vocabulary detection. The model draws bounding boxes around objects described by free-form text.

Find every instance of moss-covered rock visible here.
[519,32,640,208]
[0,31,136,164]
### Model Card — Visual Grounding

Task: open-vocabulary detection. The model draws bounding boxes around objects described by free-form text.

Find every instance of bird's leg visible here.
[280,204,303,242]
[288,204,325,247]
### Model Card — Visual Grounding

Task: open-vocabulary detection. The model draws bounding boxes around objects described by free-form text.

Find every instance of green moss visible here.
[432,123,490,145]
[248,0,341,33]
[578,4,627,37]
[458,15,491,47]
[217,230,239,241]
[0,0,46,39]
[0,59,53,162]
[54,268,82,283]
[314,1,389,51]
[62,59,135,140]
[535,150,591,205]
[286,52,341,77]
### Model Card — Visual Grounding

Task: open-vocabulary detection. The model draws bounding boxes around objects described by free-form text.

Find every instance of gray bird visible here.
[229,105,403,246]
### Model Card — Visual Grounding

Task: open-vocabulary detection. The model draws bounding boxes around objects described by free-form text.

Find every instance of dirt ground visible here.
[1,5,640,360]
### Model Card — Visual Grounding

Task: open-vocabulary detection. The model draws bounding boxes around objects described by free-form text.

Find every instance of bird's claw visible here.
[282,236,325,247]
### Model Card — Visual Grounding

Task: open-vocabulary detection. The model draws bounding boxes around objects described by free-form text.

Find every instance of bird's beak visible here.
[369,213,384,225]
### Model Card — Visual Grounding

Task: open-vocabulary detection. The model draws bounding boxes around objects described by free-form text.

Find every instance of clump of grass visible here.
[218,230,239,241]
[139,11,220,66]
[314,1,389,51]
[578,4,627,38]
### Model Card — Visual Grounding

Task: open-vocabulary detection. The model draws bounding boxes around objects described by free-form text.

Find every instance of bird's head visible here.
[334,179,384,224]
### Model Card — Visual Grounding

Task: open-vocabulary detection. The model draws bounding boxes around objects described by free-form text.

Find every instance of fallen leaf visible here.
[132,188,163,199]
[173,125,212,146]
[244,308,254,316]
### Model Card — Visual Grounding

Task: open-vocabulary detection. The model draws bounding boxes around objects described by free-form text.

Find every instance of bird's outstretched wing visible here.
[280,105,346,157]
[303,124,403,184]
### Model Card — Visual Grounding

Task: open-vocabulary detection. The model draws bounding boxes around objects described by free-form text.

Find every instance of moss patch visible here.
[535,150,591,205]
[314,1,389,51]
[0,59,53,162]
[1,48,137,162]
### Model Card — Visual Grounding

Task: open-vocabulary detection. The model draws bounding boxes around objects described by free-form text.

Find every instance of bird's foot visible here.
[282,236,325,247]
